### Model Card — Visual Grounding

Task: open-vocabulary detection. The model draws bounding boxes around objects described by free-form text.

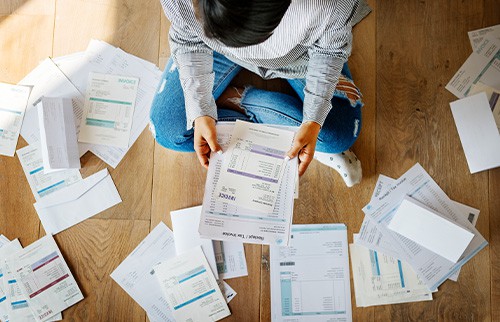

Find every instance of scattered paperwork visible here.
[38,97,81,172]
[199,122,298,246]
[450,92,500,173]
[270,224,352,322]
[154,246,231,322]
[34,168,122,234]
[0,83,31,156]
[468,24,500,50]
[17,144,82,201]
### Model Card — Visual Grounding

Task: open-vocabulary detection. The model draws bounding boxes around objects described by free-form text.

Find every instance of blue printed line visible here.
[173,289,216,310]
[89,97,132,105]
[37,180,65,194]
[374,251,380,276]
[86,118,115,128]
[8,280,16,284]
[29,166,44,175]
[0,273,3,278]
[0,296,6,303]
[292,225,346,232]
[398,260,405,288]
[178,269,206,284]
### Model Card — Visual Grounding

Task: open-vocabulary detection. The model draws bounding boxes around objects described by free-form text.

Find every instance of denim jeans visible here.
[149,52,363,153]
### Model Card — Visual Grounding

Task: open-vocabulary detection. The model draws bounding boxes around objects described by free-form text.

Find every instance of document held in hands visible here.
[216,120,295,213]
[154,246,231,322]
[0,83,31,156]
[387,197,474,263]
[450,92,500,173]
[38,97,81,172]
[5,235,83,322]
[79,73,139,148]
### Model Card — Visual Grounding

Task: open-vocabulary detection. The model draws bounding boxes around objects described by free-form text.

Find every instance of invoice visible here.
[0,83,31,156]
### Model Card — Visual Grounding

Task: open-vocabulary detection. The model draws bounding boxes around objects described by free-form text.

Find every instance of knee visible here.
[318,116,362,153]
[149,102,193,152]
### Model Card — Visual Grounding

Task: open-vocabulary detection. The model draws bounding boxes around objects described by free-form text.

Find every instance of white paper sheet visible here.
[270,224,352,322]
[154,246,231,322]
[199,123,297,246]
[0,239,23,322]
[38,97,81,172]
[110,222,176,322]
[55,40,162,168]
[17,144,82,201]
[450,92,500,173]
[6,235,83,321]
[468,24,500,50]
[350,242,432,307]
[34,168,122,234]
[446,36,500,98]
[213,240,248,280]
[217,280,237,303]
[79,73,139,148]
[361,163,488,291]
[216,120,295,213]
[0,83,31,156]
[170,206,218,279]
[387,197,474,263]
[468,82,500,131]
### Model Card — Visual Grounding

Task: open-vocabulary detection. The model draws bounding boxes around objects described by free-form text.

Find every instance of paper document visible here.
[110,222,176,322]
[0,239,23,322]
[199,123,297,246]
[450,92,500,173]
[79,73,139,148]
[213,241,248,279]
[17,144,82,201]
[270,224,352,322]
[170,206,218,279]
[361,163,488,290]
[387,197,474,263]
[0,83,31,156]
[446,36,500,98]
[154,246,231,322]
[5,235,83,321]
[468,82,500,131]
[34,168,122,234]
[468,24,500,50]
[216,120,295,213]
[349,242,432,307]
[19,59,86,153]
[38,97,80,172]
[218,280,237,303]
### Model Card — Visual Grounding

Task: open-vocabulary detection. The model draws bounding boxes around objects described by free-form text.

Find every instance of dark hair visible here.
[196,0,291,48]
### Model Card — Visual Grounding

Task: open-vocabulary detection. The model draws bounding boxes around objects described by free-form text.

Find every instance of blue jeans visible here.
[150,52,363,153]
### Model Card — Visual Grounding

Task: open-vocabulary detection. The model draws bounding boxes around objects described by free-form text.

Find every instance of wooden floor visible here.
[0,0,499,321]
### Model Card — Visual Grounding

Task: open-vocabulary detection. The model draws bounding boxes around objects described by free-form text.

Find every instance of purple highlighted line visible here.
[227,168,278,183]
[250,144,286,159]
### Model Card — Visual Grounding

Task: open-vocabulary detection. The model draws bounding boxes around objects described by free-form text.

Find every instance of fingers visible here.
[194,135,210,169]
[204,130,223,154]
[287,139,304,160]
[298,148,314,176]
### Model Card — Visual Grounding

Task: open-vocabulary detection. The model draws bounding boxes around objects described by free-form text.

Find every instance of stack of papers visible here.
[19,39,162,168]
[350,164,487,307]
[198,121,298,246]
[111,221,240,322]
[0,234,83,321]
[445,26,500,173]
[270,224,352,321]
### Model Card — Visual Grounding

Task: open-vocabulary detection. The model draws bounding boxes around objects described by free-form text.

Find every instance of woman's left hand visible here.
[286,121,321,176]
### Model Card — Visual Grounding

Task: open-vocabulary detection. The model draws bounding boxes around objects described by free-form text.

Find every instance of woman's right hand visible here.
[194,116,222,169]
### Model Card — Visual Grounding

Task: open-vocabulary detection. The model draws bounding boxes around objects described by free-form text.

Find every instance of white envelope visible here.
[34,168,122,234]
[387,196,474,263]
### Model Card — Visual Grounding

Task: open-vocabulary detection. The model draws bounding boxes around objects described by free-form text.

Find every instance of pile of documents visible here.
[111,206,249,322]
[350,163,487,307]
[270,224,352,321]
[446,24,500,173]
[0,234,84,321]
[198,120,299,246]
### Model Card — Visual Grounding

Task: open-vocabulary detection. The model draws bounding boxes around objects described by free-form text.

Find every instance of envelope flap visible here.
[35,169,109,208]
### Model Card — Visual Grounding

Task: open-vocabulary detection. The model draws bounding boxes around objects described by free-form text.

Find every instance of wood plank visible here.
[52,0,161,220]
[0,0,55,245]
[376,1,492,321]
[51,218,149,320]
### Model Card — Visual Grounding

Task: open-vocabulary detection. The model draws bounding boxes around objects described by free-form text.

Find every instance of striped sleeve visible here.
[302,0,358,127]
[161,0,217,130]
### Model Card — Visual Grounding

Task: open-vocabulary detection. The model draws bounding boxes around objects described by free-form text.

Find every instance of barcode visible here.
[280,262,295,266]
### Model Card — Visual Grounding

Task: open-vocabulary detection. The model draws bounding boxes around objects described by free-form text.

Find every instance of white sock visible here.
[314,149,362,187]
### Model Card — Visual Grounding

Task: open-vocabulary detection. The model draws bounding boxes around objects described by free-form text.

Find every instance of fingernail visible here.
[285,156,290,161]
[217,150,223,155]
